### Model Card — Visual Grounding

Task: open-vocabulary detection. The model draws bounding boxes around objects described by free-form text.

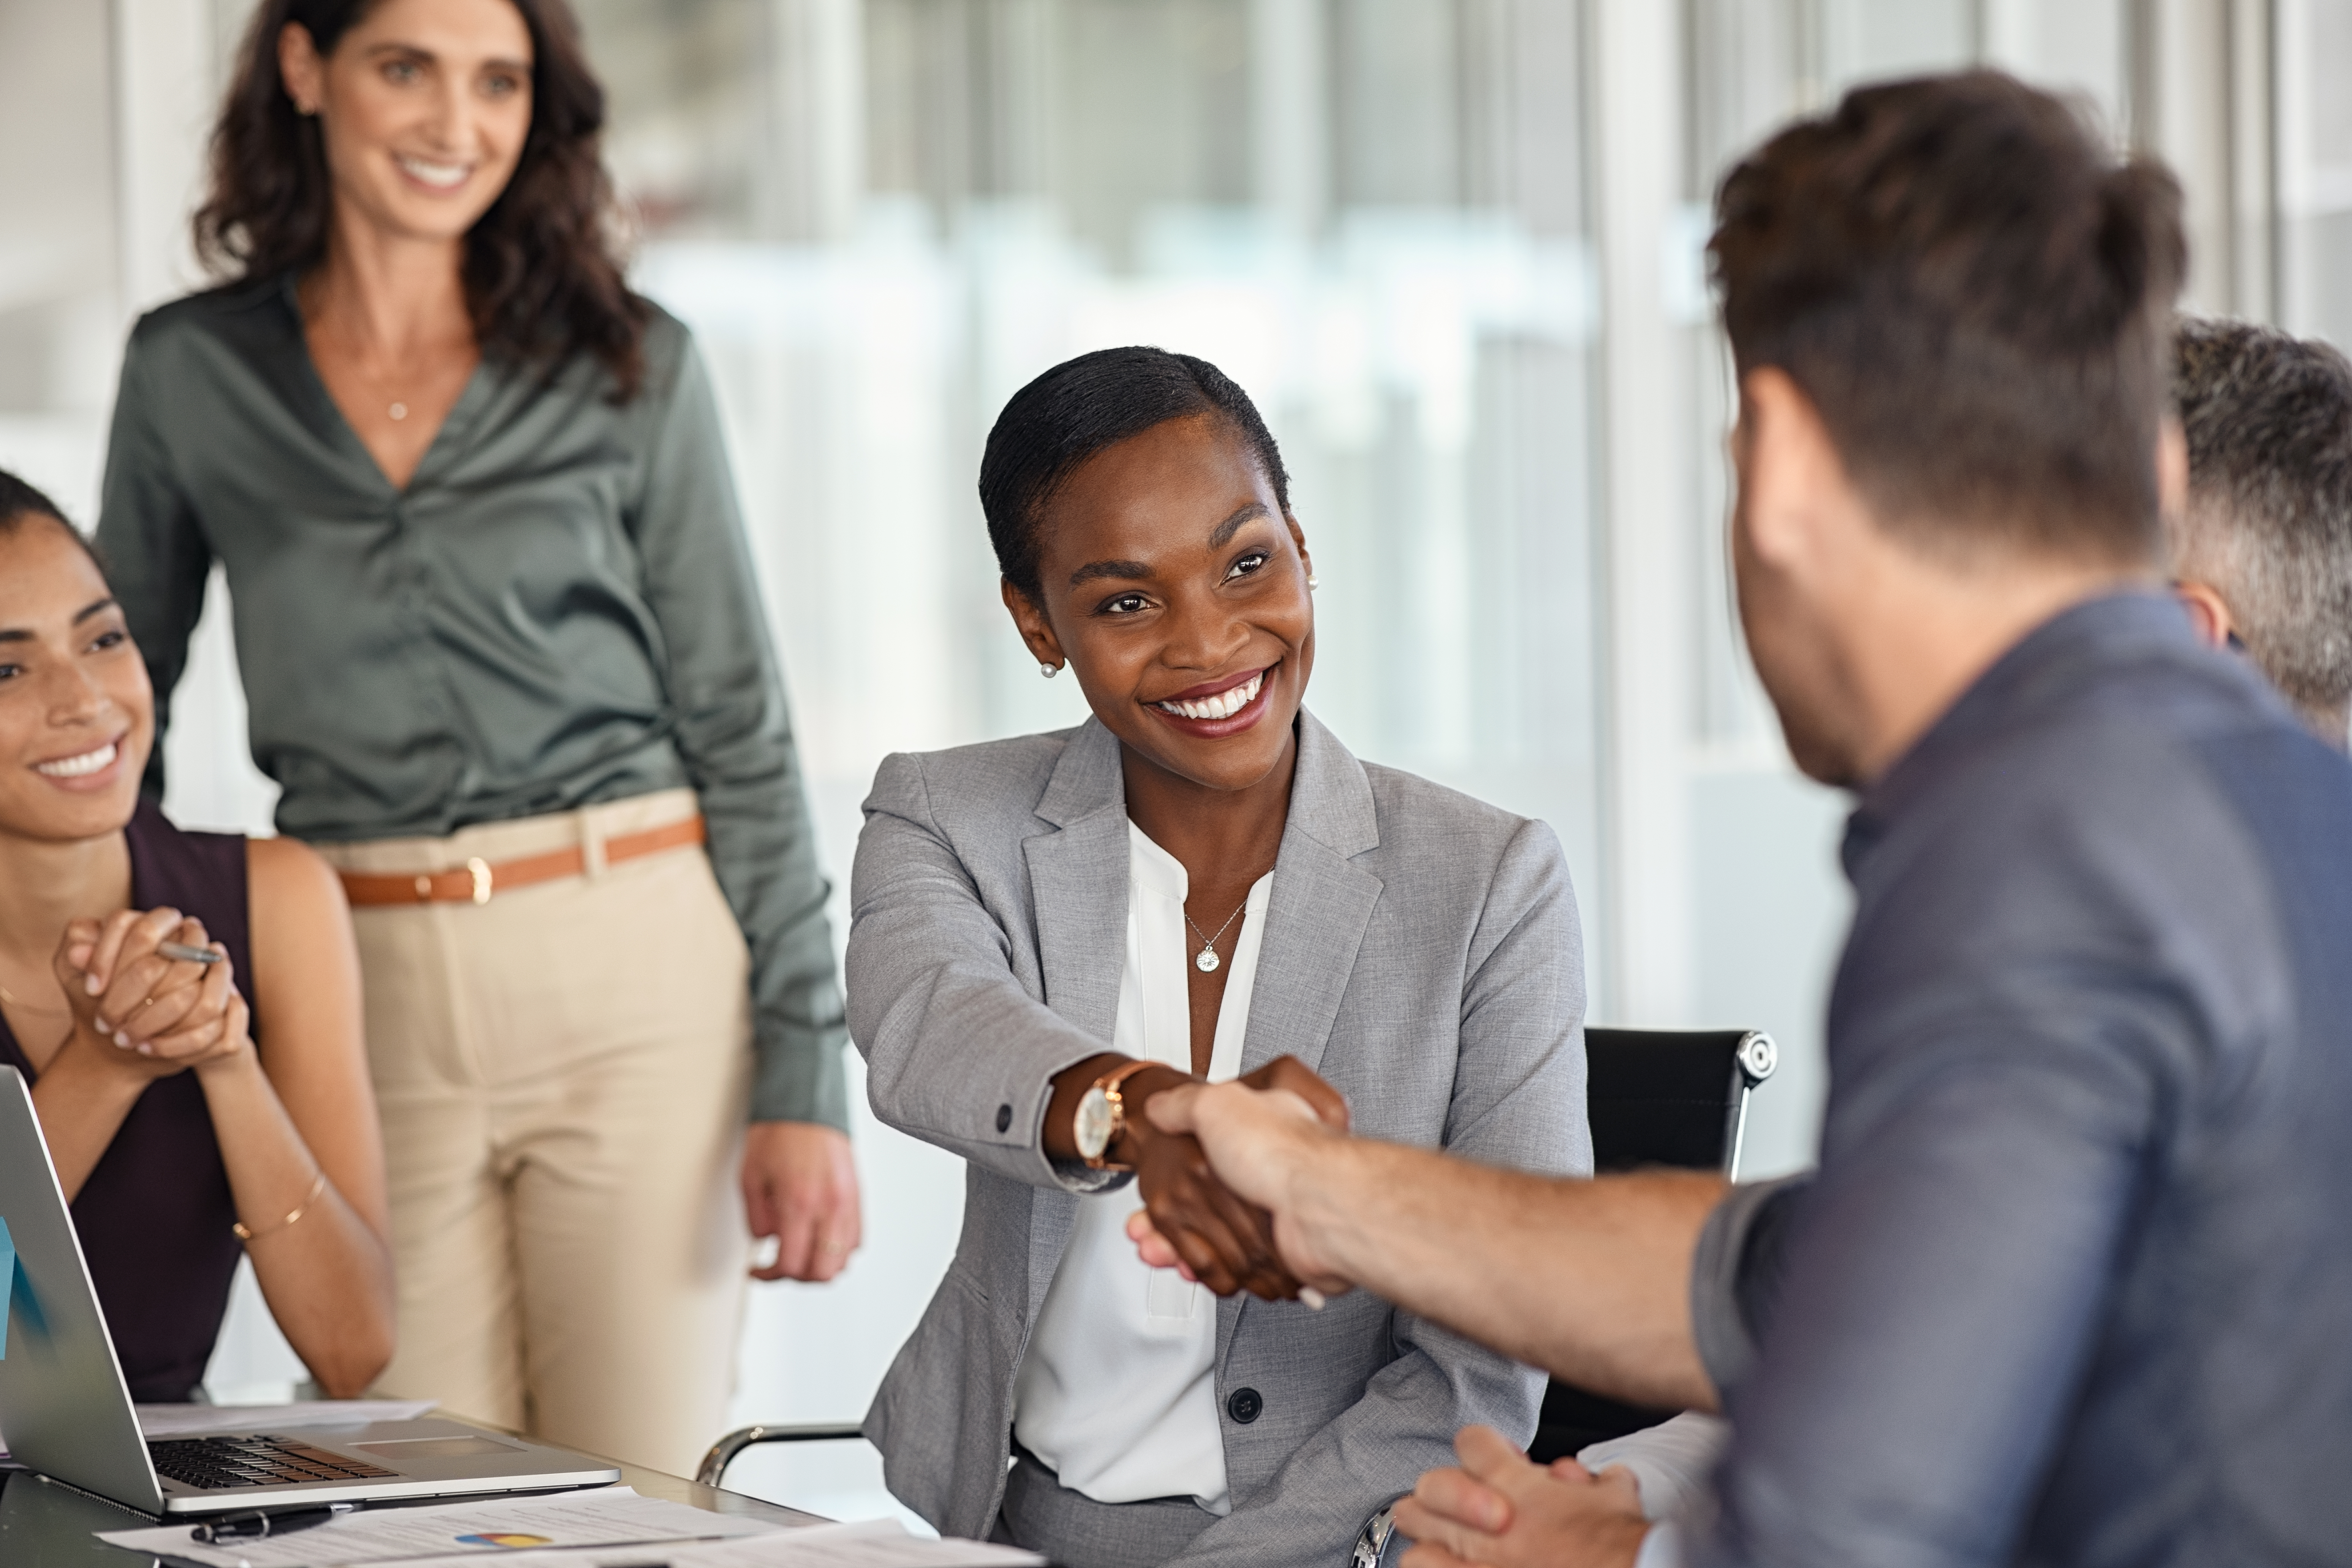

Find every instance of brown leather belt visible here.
[336,816,707,907]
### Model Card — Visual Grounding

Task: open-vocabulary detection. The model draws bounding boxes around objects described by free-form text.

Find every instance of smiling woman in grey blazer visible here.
[846,347,1590,1568]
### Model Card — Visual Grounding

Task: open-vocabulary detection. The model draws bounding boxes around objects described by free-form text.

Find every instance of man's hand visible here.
[1120,1057,1342,1301]
[1395,1426,1650,1568]
[1127,1112,1304,1301]
[1127,1062,1352,1295]
[742,1121,861,1282]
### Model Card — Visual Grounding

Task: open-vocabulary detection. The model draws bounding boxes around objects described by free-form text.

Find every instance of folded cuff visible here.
[750,1024,852,1130]
[1689,1174,1811,1402]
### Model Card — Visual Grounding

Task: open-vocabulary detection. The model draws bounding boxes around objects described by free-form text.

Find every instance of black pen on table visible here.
[190,1502,358,1542]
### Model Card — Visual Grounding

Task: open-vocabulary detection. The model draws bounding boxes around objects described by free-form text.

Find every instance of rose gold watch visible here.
[1074,1059,1163,1171]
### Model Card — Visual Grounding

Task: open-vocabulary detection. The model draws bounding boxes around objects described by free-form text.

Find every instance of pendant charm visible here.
[1195,947,1220,973]
[388,401,408,421]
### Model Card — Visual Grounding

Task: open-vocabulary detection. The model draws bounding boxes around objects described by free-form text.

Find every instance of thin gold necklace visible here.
[361,353,413,422]
[343,340,414,423]
[303,278,416,422]
[0,977,66,1015]
[0,954,67,1015]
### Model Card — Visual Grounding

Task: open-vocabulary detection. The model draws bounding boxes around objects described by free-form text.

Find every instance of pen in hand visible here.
[159,941,225,965]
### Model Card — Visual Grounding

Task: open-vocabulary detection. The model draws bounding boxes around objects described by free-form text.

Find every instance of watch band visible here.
[1084,1058,1164,1171]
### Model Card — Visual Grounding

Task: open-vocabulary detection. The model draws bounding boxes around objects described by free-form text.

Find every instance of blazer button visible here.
[995,1103,1013,1133]
[1226,1387,1263,1424]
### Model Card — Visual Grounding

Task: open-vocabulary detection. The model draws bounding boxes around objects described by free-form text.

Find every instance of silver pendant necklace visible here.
[1184,897,1251,973]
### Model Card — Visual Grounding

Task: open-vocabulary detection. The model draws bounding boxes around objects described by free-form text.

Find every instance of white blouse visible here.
[1010,822,1274,1514]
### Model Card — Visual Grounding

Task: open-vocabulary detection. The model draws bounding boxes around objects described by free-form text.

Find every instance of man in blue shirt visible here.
[1132,71,2352,1566]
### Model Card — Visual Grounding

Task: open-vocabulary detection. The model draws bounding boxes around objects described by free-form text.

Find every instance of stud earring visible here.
[1307,574,1320,591]
[1039,661,1060,678]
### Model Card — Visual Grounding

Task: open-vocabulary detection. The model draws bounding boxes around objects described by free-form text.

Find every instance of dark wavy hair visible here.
[195,0,647,398]
[0,469,105,572]
[980,347,1293,605]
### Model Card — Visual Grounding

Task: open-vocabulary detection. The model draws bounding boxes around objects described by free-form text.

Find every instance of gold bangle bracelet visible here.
[233,1170,328,1242]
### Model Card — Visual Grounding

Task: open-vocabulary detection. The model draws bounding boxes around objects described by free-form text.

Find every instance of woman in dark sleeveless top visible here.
[0,475,391,1400]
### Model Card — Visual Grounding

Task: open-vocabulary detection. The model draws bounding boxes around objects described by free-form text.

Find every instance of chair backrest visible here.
[1527,1027,1776,1464]
[1587,1027,1778,1179]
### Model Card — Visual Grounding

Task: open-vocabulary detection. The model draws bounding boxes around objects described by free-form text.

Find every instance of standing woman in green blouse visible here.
[95,0,858,1474]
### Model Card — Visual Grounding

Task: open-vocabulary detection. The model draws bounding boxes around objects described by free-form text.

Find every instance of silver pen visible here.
[158,942,224,964]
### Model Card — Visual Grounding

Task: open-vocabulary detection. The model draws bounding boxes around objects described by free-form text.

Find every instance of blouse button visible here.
[1226,1387,1263,1424]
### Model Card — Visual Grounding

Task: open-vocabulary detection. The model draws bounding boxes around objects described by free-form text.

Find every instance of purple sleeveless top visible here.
[0,799,251,1401]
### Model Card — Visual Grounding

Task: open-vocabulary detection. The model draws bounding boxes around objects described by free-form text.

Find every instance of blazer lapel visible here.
[1222,712,1383,1363]
[1020,720,1130,1317]
[1239,711,1384,1078]
[1023,719,1130,1045]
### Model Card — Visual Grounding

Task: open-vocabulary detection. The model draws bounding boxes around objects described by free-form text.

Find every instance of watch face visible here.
[1075,1087,1114,1162]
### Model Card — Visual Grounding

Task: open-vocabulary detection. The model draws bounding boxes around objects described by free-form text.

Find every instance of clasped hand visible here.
[53,906,250,1078]
[1121,1056,1348,1302]
[1124,1071,1355,1300]
[1393,1426,1650,1568]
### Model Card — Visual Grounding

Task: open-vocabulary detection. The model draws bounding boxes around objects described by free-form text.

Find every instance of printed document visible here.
[95,1484,776,1568]
[338,1521,1044,1568]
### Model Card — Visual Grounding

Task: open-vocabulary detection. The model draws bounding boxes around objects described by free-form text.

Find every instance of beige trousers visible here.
[315,789,752,1476]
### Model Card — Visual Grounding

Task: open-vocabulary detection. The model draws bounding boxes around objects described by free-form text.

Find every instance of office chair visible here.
[1526,1026,1777,1459]
[1349,1027,1777,1566]
[700,1027,1778,1568]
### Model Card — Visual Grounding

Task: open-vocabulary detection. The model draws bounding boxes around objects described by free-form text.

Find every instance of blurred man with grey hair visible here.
[2170,317,2352,747]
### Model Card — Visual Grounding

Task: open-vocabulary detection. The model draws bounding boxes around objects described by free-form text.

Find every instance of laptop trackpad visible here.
[354,1437,525,1462]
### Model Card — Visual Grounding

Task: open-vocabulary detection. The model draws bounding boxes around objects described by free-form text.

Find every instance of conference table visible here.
[0,1422,827,1568]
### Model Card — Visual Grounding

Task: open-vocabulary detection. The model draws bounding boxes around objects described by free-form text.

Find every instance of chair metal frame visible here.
[1717,1031,1780,1181]
[695,1422,865,1489]
[699,1028,1778,1567]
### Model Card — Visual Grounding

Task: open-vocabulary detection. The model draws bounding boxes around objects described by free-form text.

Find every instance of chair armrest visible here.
[696,1423,869,1488]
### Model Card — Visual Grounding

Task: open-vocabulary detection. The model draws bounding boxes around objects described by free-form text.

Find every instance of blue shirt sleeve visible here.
[1698,1012,2163,1568]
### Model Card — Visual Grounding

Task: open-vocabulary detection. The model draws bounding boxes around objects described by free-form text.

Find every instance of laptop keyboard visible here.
[150,1434,398,1491]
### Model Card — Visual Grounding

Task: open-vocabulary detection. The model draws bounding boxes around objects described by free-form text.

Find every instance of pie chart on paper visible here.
[454,1533,556,1548]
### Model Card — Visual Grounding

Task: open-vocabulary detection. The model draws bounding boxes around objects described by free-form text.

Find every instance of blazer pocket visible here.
[945,1259,991,1307]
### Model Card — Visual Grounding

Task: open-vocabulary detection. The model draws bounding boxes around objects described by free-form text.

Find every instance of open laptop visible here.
[0,1065,620,1515]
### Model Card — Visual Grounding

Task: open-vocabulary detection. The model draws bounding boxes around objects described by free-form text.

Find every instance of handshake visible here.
[1103,1056,1358,1304]
[1105,1062,1675,1566]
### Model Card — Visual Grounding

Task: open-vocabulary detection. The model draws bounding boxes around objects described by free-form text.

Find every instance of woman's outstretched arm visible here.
[849,749,1330,1296]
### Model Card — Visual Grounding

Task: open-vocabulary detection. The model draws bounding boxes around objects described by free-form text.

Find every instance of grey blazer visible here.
[847,711,1590,1566]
